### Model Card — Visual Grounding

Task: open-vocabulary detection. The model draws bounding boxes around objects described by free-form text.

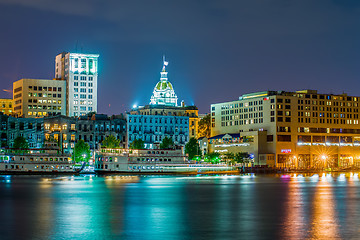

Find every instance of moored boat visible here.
[0,147,77,174]
[95,148,236,174]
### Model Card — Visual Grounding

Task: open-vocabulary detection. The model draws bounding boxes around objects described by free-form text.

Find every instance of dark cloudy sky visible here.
[0,0,359,114]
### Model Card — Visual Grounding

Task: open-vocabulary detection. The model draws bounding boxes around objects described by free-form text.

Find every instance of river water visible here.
[0,173,359,240]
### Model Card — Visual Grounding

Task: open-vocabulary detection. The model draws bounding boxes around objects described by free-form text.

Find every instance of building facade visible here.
[55,52,99,117]
[210,90,360,168]
[13,79,66,118]
[127,114,189,149]
[0,99,13,115]
[7,116,44,148]
[44,114,127,154]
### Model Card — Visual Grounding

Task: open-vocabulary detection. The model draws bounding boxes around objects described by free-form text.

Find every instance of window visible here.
[88,95,93,99]
[74,76,78,80]
[74,82,78,86]
[89,77,93,81]
[88,89,93,93]
[74,94,78,99]
[80,94,86,99]
[81,59,86,68]
[80,82,86,87]
[88,83,93,87]
[80,88,86,93]
[80,76,86,80]
[277,135,291,142]
[74,88,78,92]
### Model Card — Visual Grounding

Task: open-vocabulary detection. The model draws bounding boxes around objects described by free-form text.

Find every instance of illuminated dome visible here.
[150,58,178,106]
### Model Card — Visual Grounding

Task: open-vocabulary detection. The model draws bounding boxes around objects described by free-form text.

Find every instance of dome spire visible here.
[160,55,168,81]
[150,56,178,106]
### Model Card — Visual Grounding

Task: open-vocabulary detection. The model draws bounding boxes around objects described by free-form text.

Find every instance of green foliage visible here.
[129,139,145,149]
[234,152,250,164]
[13,136,29,149]
[160,137,174,149]
[102,135,120,148]
[198,114,211,138]
[204,152,220,163]
[74,140,91,163]
[185,137,201,160]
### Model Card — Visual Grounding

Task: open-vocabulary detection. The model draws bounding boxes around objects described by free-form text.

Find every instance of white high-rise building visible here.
[55,52,99,117]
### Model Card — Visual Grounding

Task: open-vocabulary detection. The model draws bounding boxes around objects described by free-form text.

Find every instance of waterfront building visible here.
[0,113,9,147]
[55,52,99,117]
[198,137,208,155]
[7,116,44,148]
[210,90,360,168]
[44,114,126,153]
[127,114,189,149]
[127,58,198,148]
[0,99,13,115]
[13,79,66,118]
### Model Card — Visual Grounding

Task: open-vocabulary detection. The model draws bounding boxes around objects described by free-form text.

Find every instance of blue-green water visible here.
[0,174,360,240]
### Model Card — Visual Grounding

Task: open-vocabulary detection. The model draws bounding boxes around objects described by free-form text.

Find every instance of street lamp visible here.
[321,154,327,169]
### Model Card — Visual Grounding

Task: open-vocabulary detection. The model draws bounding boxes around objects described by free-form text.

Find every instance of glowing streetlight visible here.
[320,154,328,169]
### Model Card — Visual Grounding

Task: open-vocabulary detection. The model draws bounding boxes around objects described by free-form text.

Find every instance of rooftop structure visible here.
[150,57,178,107]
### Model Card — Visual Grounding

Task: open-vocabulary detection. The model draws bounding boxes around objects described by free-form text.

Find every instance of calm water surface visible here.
[0,174,360,240]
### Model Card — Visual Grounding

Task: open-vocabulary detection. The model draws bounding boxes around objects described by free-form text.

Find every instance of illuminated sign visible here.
[214,143,250,148]
[263,97,270,101]
[214,149,228,153]
[281,149,291,153]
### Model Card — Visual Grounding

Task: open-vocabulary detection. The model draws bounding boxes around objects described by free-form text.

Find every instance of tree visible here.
[185,137,201,160]
[160,136,174,149]
[102,135,120,148]
[13,136,29,149]
[129,139,145,149]
[205,152,220,164]
[74,140,91,163]
[198,114,211,138]
[224,152,235,164]
[234,152,250,165]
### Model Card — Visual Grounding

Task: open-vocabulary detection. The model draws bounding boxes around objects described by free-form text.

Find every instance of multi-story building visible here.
[44,114,126,153]
[129,105,199,139]
[127,58,198,148]
[127,114,189,149]
[7,116,44,148]
[13,79,66,118]
[210,90,360,168]
[0,113,9,147]
[0,99,13,115]
[55,52,99,117]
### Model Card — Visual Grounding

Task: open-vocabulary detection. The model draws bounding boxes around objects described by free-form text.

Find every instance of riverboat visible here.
[95,148,235,174]
[0,147,77,174]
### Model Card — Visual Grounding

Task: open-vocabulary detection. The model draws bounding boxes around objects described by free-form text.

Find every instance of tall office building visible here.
[55,52,99,117]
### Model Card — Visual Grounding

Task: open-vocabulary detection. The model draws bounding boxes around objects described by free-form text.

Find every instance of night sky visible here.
[0,0,359,115]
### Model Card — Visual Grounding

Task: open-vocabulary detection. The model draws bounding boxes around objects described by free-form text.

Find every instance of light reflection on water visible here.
[0,174,360,240]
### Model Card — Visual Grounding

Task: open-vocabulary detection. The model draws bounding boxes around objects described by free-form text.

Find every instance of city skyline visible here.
[0,1,359,115]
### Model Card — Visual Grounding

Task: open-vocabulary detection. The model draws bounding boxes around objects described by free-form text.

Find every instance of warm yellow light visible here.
[321,155,327,160]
